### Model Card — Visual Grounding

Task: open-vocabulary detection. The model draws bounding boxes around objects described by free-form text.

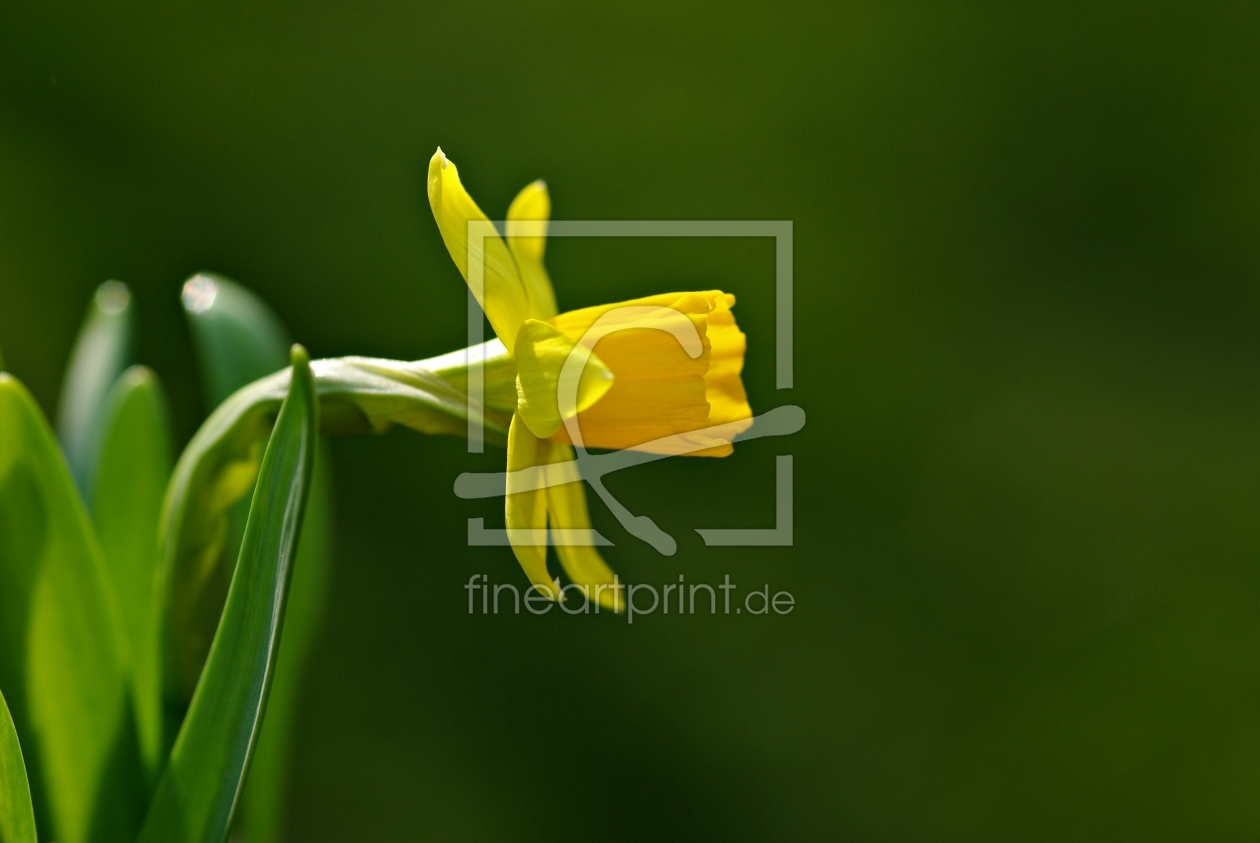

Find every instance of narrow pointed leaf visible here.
[179,275,292,722]
[91,366,173,780]
[0,690,36,843]
[140,346,318,843]
[0,374,145,843]
[180,275,337,843]
[168,277,292,727]
[159,353,509,701]
[242,441,334,843]
[56,281,134,498]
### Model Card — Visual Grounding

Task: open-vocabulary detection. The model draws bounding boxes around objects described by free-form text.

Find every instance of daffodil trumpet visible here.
[427,147,752,610]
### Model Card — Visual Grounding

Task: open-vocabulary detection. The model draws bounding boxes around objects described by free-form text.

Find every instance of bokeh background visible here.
[3,2,1260,839]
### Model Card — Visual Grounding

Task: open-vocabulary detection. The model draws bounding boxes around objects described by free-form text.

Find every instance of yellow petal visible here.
[548,290,752,456]
[505,413,555,594]
[549,292,745,456]
[427,148,531,348]
[506,180,558,319]
[542,441,622,612]
[514,319,613,439]
[698,292,751,428]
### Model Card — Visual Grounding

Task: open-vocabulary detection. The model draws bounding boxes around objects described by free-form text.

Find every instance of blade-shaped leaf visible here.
[172,275,296,722]
[140,346,318,843]
[159,354,509,705]
[56,281,134,499]
[180,275,291,725]
[242,440,333,843]
[0,689,36,843]
[179,274,336,843]
[152,342,513,835]
[0,374,145,843]
[91,366,173,780]
[181,273,291,411]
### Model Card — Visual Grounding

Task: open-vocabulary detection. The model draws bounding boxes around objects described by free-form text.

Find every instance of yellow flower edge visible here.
[545,290,752,457]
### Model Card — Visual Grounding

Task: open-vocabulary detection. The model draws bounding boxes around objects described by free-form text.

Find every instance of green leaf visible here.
[153,343,512,835]
[242,440,334,843]
[181,273,291,411]
[0,374,145,843]
[0,689,36,843]
[91,366,173,781]
[56,280,135,499]
[173,275,293,721]
[178,274,336,843]
[139,345,318,843]
[158,354,509,705]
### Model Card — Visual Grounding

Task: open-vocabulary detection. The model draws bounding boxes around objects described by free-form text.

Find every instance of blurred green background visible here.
[2,1,1260,839]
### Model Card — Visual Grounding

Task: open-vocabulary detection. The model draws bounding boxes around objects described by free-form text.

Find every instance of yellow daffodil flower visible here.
[427,148,752,609]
